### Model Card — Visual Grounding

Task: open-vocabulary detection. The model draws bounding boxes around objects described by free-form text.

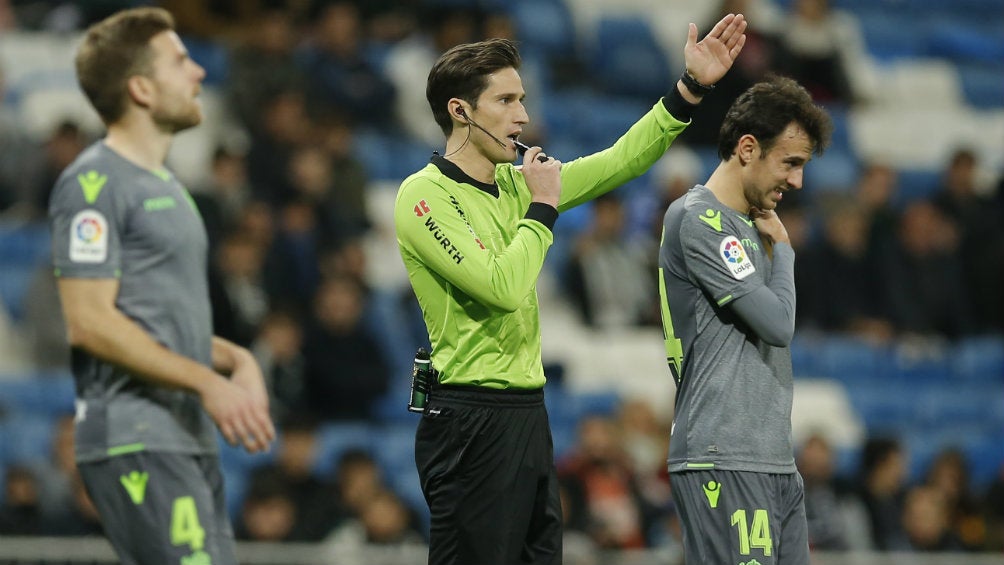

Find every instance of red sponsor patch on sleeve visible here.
[414,199,431,217]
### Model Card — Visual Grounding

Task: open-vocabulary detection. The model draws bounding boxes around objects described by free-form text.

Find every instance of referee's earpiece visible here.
[456,107,467,121]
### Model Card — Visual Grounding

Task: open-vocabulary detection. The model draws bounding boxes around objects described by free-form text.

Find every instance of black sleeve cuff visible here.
[525,202,558,231]
[661,84,698,122]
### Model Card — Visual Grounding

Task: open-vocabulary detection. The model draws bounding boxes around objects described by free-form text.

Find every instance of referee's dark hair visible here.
[426,38,522,136]
[717,74,833,161]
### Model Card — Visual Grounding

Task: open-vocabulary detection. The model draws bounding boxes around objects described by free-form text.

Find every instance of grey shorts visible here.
[78,451,236,565]
[670,470,810,565]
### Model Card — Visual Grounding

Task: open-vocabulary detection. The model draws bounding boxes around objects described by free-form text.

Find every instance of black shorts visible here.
[670,470,809,565]
[416,384,562,565]
[78,451,236,565]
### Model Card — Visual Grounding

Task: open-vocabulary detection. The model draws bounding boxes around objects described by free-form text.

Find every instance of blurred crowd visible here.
[0,0,1002,558]
[4,405,1004,557]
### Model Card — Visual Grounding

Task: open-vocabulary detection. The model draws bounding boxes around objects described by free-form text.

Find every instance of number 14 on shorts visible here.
[731,508,773,558]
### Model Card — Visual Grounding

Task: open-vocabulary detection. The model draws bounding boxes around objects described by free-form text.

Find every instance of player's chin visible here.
[172,112,203,133]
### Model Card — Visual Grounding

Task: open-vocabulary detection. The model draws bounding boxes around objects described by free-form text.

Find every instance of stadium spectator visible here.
[797,195,894,341]
[296,2,396,129]
[797,433,850,550]
[564,192,654,328]
[559,415,657,549]
[191,147,252,251]
[242,415,335,541]
[923,447,987,551]
[877,200,975,339]
[225,7,307,132]
[251,307,307,423]
[301,275,389,421]
[775,0,868,104]
[931,149,1004,333]
[857,437,910,550]
[902,485,964,551]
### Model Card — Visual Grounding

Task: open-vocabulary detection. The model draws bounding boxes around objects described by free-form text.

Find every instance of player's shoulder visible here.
[677,187,725,231]
[51,143,117,206]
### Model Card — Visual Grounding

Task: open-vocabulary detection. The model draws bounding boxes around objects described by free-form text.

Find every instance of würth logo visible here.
[414,200,431,217]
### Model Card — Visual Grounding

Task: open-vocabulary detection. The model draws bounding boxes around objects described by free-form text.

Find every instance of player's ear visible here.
[737,134,758,165]
[126,75,154,109]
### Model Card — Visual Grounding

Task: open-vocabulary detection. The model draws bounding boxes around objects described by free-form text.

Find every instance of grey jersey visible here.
[659,185,795,474]
[49,142,216,462]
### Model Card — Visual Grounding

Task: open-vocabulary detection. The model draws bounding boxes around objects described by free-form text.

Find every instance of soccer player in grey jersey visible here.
[49,8,274,565]
[658,76,831,564]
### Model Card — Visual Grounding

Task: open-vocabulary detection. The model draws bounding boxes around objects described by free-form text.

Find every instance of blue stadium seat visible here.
[0,413,56,464]
[0,222,51,266]
[907,0,1004,17]
[371,422,417,476]
[963,433,1004,487]
[0,265,35,321]
[217,436,275,475]
[957,63,1004,108]
[951,336,1004,383]
[313,422,374,477]
[223,465,249,520]
[857,12,930,61]
[180,36,229,86]
[812,337,894,384]
[589,16,672,101]
[0,222,51,320]
[904,425,1004,486]
[893,168,941,208]
[550,418,578,461]
[915,383,1000,429]
[355,131,436,182]
[927,23,1004,64]
[893,346,953,384]
[803,148,859,192]
[0,373,74,418]
[508,0,576,59]
[353,129,394,180]
[846,383,917,432]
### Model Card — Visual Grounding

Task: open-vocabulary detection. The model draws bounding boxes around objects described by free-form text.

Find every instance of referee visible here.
[394,14,747,565]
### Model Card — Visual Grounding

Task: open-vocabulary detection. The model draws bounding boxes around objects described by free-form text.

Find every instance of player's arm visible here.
[211,336,273,427]
[57,278,274,452]
[396,177,556,312]
[728,242,796,347]
[555,13,746,210]
[554,93,692,211]
[728,209,796,346]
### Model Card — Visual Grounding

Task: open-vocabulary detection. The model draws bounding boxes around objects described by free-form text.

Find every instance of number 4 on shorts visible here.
[171,496,206,551]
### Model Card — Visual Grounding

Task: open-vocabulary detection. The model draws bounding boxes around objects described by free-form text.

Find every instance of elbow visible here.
[65,320,95,349]
[759,325,795,348]
[481,284,527,313]
[487,295,522,313]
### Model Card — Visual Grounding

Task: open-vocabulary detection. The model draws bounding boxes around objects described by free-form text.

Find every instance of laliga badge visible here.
[69,209,108,263]
[719,236,755,280]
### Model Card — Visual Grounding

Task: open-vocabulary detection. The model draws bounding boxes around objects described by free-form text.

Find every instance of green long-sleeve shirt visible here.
[394,97,691,389]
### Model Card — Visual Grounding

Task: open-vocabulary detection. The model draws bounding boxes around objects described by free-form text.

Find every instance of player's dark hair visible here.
[426,38,521,136]
[717,74,833,161]
[75,7,175,125]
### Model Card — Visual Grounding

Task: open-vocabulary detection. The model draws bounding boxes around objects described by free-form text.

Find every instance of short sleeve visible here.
[49,169,122,278]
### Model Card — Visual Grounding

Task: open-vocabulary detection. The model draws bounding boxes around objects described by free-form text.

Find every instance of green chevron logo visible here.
[119,470,149,505]
[703,480,721,508]
[699,209,722,232]
[77,170,108,204]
